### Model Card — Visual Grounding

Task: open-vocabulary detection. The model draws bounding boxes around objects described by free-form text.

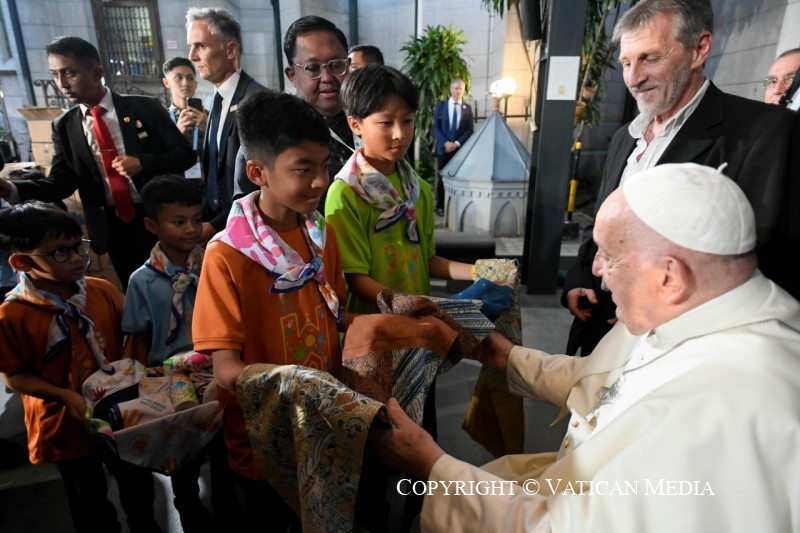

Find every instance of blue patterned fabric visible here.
[451,278,512,321]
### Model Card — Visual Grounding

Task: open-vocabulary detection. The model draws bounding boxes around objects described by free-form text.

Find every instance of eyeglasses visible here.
[293,59,350,79]
[17,239,92,263]
[763,74,796,90]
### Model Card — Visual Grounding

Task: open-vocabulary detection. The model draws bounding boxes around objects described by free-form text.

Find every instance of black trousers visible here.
[234,473,301,532]
[56,454,121,533]
[100,449,159,533]
[104,204,157,290]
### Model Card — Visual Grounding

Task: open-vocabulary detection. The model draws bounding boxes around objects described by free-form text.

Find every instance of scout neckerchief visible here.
[211,191,341,323]
[335,149,420,243]
[145,243,203,344]
[5,274,114,373]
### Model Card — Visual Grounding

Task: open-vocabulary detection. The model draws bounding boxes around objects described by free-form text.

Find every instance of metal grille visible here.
[101,5,158,78]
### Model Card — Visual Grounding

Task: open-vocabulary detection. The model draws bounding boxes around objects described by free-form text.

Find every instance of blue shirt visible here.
[122,262,197,365]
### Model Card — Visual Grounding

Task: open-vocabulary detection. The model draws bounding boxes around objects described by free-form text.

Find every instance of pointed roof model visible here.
[441,111,530,181]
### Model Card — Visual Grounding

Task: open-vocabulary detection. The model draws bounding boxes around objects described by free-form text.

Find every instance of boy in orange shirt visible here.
[193,90,352,530]
[0,202,157,533]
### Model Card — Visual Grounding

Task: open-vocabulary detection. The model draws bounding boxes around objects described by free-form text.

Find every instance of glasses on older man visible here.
[16,239,92,263]
[293,59,350,79]
[763,74,796,90]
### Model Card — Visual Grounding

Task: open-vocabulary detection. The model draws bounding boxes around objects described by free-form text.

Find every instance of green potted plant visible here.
[401,25,471,184]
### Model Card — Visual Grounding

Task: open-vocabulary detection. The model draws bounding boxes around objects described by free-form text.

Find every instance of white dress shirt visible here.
[211,70,242,149]
[620,79,710,184]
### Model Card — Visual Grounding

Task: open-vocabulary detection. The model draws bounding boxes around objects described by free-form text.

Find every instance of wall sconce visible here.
[489,77,517,118]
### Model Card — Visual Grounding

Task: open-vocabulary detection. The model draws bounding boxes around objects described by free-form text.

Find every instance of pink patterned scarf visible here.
[211,191,341,322]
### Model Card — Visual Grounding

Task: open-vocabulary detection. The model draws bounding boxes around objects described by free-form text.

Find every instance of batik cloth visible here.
[457,258,525,457]
[6,273,114,374]
[341,290,495,423]
[335,148,421,243]
[234,292,494,531]
[236,363,388,533]
[211,191,341,322]
[144,243,203,344]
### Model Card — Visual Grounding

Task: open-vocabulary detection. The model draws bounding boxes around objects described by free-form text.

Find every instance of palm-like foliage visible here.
[401,25,471,180]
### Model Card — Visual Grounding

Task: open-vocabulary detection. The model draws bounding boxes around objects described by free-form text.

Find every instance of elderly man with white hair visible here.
[376,163,800,532]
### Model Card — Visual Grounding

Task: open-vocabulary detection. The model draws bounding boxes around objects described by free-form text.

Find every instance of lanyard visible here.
[329,128,355,153]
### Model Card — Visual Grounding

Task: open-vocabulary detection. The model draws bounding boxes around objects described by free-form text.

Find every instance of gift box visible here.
[83,357,221,475]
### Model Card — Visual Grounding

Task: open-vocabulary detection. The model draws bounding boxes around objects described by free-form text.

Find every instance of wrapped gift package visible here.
[82,355,221,474]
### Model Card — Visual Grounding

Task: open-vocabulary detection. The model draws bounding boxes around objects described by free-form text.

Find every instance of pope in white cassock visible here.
[376,162,800,532]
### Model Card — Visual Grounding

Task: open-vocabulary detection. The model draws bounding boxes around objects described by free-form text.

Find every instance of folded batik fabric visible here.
[236,364,387,533]
[456,258,525,457]
[341,290,494,424]
[236,292,494,531]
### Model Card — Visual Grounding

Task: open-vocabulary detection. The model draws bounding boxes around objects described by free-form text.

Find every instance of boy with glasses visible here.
[0,201,159,532]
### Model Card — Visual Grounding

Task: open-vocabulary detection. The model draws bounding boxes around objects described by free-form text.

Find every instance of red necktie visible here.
[88,106,136,223]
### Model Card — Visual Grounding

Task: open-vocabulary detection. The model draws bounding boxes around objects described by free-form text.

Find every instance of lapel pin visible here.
[123,116,131,123]
[229,104,237,112]
[135,120,142,128]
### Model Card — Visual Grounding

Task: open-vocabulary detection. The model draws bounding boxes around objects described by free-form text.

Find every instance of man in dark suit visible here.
[186,7,267,240]
[0,36,195,290]
[283,15,354,215]
[432,79,474,216]
[562,0,800,356]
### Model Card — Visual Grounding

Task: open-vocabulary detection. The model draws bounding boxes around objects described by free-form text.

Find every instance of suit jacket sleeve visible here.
[432,102,447,149]
[15,117,81,202]
[233,146,259,202]
[129,97,195,191]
